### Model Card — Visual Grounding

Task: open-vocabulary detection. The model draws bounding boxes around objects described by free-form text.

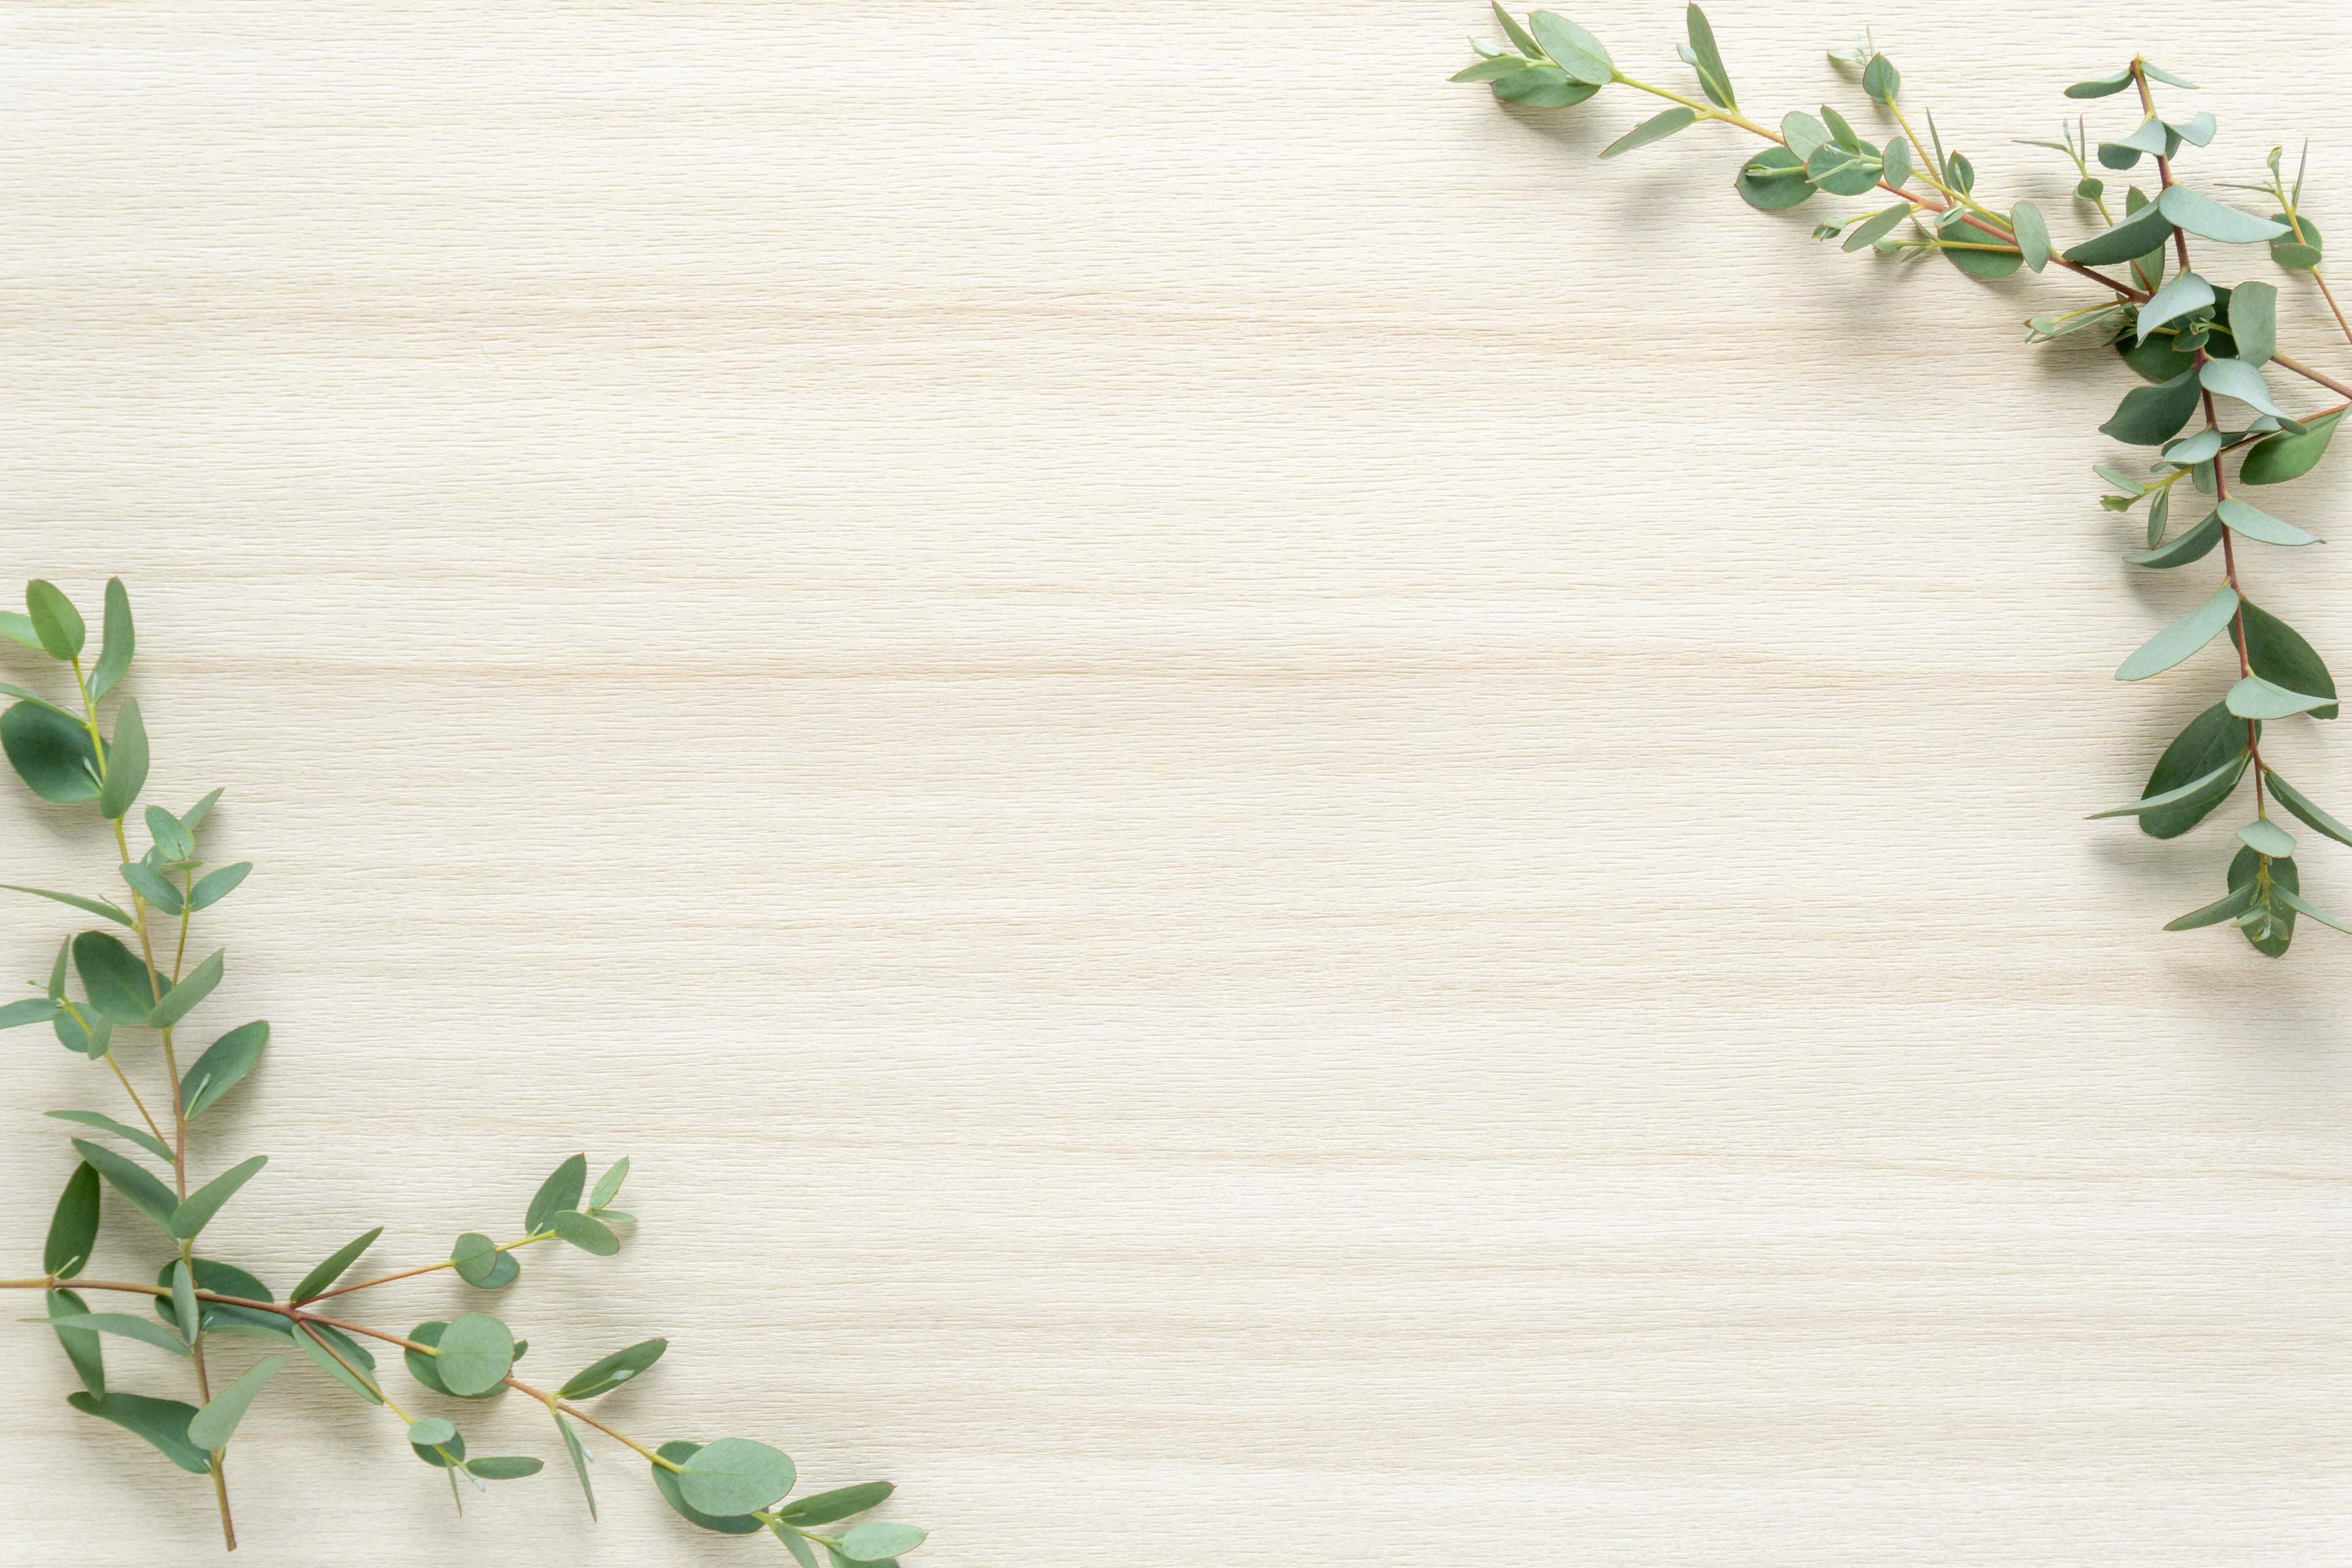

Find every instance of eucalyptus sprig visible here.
[1,579,927,1561]
[1458,6,2352,952]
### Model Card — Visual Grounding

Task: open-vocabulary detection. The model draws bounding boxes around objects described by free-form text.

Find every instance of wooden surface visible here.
[5,2,2351,1563]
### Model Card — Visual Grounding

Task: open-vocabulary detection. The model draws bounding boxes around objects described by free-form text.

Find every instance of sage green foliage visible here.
[1457,11,2352,952]
[2,581,924,1553]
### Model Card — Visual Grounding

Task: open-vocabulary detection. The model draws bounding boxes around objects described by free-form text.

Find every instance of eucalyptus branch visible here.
[1,581,930,1562]
[1458,5,2352,952]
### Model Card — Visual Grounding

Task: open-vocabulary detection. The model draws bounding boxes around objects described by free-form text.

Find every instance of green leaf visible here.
[70,1137,178,1231]
[53,1006,115,1059]
[2116,586,2239,680]
[1449,55,1529,83]
[2240,407,2343,484]
[4,884,134,928]
[2089,752,2248,820]
[1600,107,1696,160]
[149,1257,287,1340]
[187,1355,282,1451]
[186,862,251,912]
[44,1312,189,1359]
[2065,69,2135,100]
[169,1153,267,1240]
[1488,2,1540,60]
[560,1338,668,1400]
[548,1209,619,1256]
[2065,200,2176,266]
[2229,845,2298,954]
[1842,205,1910,253]
[74,931,156,1024]
[1526,11,1613,85]
[2141,61,2199,90]
[587,1155,630,1211]
[147,948,224,1031]
[295,1322,384,1403]
[779,1482,897,1526]
[2136,272,2213,340]
[145,804,192,860]
[49,1288,105,1396]
[0,996,60,1030]
[1734,146,1815,211]
[435,1311,515,1396]
[467,1455,545,1480]
[2101,368,2203,446]
[45,1110,173,1164]
[88,580,134,702]
[777,1525,822,1568]
[2274,884,2352,934]
[2200,357,2288,419]
[1860,51,1899,103]
[1682,5,1735,108]
[0,610,40,650]
[2269,211,2323,270]
[3,701,100,804]
[525,1154,587,1234]
[2267,773,2352,848]
[2238,818,2297,858]
[1780,111,1828,160]
[2164,880,2258,930]
[119,860,184,916]
[2008,199,2051,271]
[45,1161,100,1278]
[1880,137,1912,192]
[25,581,86,660]
[413,1428,467,1468]
[67,1390,210,1474]
[169,1260,201,1345]
[652,1441,767,1534]
[680,1437,798,1516]
[553,1409,597,1519]
[2214,497,2321,548]
[2162,432,2222,467]
[1943,241,2022,280]
[405,1416,456,1448]
[1488,64,1599,108]
[840,1523,927,1562]
[2225,676,2334,720]
[1804,141,1883,198]
[451,1232,501,1284]
[2115,118,2179,160]
[405,1319,499,1400]
[2225,280,2277,364]
[181,1020,268,1120]
[2158,184,2288,245]
[292,1226,384,1303]
[46,933,69,1001]
[96,699,147,821]
[183,786,223,830]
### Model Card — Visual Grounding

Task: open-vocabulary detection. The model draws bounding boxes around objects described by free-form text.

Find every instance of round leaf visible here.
[841,1522,929,1561]
[434,1311,515,1397]
[1734,147,1815,211]
[407,1417,457,1447]
[679,1437,797,1516]
[651,1441,767,1534]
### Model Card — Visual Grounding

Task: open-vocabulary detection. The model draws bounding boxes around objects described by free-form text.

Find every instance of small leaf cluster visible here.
[4,579,926,1557]
[1453,9,2352,952]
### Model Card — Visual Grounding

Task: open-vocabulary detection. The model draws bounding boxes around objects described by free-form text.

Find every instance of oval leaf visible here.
[2115,586,2240,680]
[434,1311,516,1397]
[679,1437,797,1516]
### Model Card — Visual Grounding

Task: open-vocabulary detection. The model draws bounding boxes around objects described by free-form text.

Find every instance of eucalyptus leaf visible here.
[0,996,60,1030]
[43,1313,190,1359]
[679,1437,798,1517]
[1488,64,1599,108]
[294,1322,383,1404]
[146,949,224,1031]
[1843,205,1910,252]
[549,1209,619,1255]
[778,1482,898,1526]
[2269,773,2352,847]
[4,884,134,929]
[1488,1,1540,59]
[168,1153,268,1240]
[49,1288,105,1396]
[2064,200,2175,266]
[2116,587,2239,681]
[2226,280,2277,364]
[188,1355,283,1450]
[3,702,101,805]
[2237,818,2297,858]
[187,862,251,911]
[2011,199,2050,271]
[1527,10,1613,85]
[2200,357,2289,419]
[2274,884,2352,935]
[74,931,156,1025]
[434,1312,515,1397]
[652,1441,766,1534]
[2065,69,2136,100]
[67,1391,210,1474]
[560,1338,668,1400]
[292,1226,384,1303]
[587,1155,631,1211]
[525,1154,587,1234]
[1683,4,1735,108]
[2164,881,2259,930]
[1881,137,1912,192]
[2225,676,2335,720]
[96,699,148,822]
[180,1020,268,1120]
[451,1232,502,1286]
[1861,53,1899,105]
[46,1110,173,1164]
[70,1137,179,1232]
[44,1161,100,1280]
[25,581,86,661]
[88,581,134,703]
[2239,408,2343,484]
[1781,110,1828,160]
[2100,368,2201,446]
[2089,752,2248,819]
[2214,497,2320,547]
[2158,184,2288,245]
[552,1408,597,1518]
[2135,272,2213,341]
[1735,147,1815,211]
[1600,107,1696,160]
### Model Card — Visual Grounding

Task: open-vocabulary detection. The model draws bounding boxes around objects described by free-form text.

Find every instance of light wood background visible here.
[4,2,2351,1564]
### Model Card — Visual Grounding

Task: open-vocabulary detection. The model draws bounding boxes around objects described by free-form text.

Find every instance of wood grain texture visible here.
[4,2,2351,1562]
